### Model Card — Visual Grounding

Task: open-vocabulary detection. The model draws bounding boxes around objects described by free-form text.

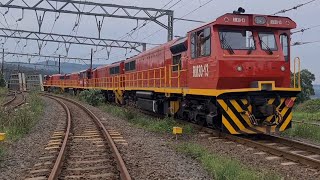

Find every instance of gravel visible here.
[192,132,320,180]
[76,101,212,180]
[77,98,320,180]
[0,97,64,180]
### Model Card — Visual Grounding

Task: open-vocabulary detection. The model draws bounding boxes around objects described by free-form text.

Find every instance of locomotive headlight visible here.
[236,66,243,72]
[254,16,267,25]
[280,66,286,72]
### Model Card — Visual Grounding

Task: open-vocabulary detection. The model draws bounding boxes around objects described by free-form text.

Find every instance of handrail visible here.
[49,64,186,89]
[294,57,301,89]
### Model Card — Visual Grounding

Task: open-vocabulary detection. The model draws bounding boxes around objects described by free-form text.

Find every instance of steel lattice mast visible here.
[0,0,174,41]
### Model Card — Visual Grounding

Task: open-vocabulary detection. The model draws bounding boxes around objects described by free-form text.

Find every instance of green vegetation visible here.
[283,123,320,143]
[0,146,4,161]
[175,143,280,180]
[0,93,44,140]
[100,104,194,134]
[294,99,320,114]
[79,89,105,106]
[283,99,320,143]
[0,74,5,87]
[0,87,8,103]
[292,69,315,103]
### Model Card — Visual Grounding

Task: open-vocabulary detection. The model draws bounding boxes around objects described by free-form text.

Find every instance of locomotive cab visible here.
[187,13,300,134]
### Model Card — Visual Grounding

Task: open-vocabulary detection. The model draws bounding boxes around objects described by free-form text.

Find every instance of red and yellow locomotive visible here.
[44,12,301,135]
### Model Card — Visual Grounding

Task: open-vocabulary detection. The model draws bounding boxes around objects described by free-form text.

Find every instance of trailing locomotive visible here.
[44,11,301,135]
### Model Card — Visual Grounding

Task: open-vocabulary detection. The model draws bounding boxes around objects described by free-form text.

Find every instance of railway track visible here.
[198,126,320,169]
[1,91,26,110]
[125,102,320,169]
[292,120,320,127]
[25,93,131,180]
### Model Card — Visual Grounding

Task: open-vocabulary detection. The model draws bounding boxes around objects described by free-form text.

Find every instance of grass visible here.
[0,92,44,140]
[282,99,320,143]
[99,103,194,134]
[0,146,4,161]
[293,112,320,122]
[282,123,320,143]
[0,87,8,104]
[175,143,280,180]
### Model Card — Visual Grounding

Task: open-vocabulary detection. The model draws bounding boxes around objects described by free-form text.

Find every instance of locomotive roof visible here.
[189,13,296,33]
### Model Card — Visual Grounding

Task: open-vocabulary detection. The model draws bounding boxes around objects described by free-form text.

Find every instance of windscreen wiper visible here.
[221,37,235,54]
[247,38,256,55]
[260,38,273,55]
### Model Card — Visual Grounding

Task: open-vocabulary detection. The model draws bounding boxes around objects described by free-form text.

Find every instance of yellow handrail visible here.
[294,57,301,89]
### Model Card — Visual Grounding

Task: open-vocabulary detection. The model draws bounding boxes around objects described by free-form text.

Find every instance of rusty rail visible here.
[42,93,131,180]
[1,92,16,107]
[2,91,26,109]
[292,120,320,127]
[196,126,320,169]
[42,95,72,180]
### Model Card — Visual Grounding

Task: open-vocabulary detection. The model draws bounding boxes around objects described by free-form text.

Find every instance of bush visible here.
[294,99,320,113]
[0,93,44,140]
[0,74,5,87]
[79,90,105,106]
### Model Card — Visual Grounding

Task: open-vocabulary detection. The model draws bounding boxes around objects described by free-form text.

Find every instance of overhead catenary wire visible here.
[291,24,320,34]
[139,0,214,41]
[273,0,319,15]
[291,40,320,46]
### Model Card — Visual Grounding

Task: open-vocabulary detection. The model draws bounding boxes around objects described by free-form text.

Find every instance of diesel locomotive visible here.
[44,11,301,134]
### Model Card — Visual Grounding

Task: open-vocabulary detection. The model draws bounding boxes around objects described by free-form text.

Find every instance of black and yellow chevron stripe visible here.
[217,97,296,134]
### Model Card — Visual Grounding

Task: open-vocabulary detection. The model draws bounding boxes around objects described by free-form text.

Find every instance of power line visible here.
[0,27,148,52]
[139,0,214,41]
[291,24,320,34]
[0,0,174,41]
[3,51,92,61]
[292,40,320,46]
[273,0,319,15]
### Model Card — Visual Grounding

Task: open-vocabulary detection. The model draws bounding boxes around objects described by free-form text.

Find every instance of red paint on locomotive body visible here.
[186,14,296,90]
[45,13,297,92]
[44,13,301,135]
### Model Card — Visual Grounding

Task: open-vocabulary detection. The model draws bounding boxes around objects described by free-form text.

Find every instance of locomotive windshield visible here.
[258,32,277,52]
[219,30,255,50]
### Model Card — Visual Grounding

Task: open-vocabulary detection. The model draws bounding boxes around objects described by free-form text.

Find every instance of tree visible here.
[0,73,5,87]
[292,69,315,103]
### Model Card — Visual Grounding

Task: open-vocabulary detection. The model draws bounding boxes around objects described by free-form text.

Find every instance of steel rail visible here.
[1,91,16,107]
[223,134,320,169]
[43,93,131,180]
[2,91,26,109]
[42,95,72,180]
[191,125,320,169]
[292,120,320,127]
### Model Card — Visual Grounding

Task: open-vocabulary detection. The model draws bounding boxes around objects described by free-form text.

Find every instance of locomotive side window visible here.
[191,27,211,58]
[172,54,182,71]
[125,60,136,71]
[191,33,196,58]
[110,66,120,75]
[258,32,277,51]
[280,34,289,61]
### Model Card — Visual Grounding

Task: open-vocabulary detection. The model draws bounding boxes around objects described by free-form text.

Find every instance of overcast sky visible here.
[0,0,319,82]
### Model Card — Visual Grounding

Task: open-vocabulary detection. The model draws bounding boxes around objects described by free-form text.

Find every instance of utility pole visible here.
[58,55,61,74]
[1,49,4,75]
[90,48,93,70]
